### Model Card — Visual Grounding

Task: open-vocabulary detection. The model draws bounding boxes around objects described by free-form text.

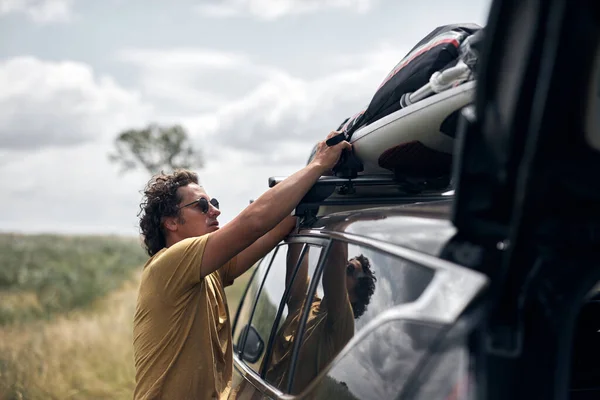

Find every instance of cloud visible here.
[0,0,494,236]
[117,48,284,114]
[208,48,403,165]
[1,45,401,235]
[118,48,250,70]
[118,45,404,167]
[0,142,149,235]
[0,0,74,23]
[0,56,152,151]
[209,61,390,153]
[194,0,376,20]
[0,142,298,236]
[327,319,433,399]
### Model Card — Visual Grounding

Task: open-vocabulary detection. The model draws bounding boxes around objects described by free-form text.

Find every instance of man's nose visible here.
[209,204,221,217]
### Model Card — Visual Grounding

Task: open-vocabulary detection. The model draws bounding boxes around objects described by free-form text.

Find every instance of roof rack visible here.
[268,174,454,227]
[269,174,452,192]
[270,174,399,188]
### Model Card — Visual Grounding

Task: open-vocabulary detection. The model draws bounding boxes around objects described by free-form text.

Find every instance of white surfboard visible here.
[351,80,476,175]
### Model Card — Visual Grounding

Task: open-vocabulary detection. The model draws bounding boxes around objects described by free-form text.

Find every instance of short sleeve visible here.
[145,235,209,301]
[218,255,238,288]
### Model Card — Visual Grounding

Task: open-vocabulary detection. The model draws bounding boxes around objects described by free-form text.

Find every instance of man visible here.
[132,131,351,400]
[262,240,377,395]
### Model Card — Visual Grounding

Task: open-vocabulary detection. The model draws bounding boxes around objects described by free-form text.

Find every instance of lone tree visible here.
[109,123,203,175]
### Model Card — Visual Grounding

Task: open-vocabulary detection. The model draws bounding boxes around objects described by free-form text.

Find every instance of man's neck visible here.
[165,235,181,249]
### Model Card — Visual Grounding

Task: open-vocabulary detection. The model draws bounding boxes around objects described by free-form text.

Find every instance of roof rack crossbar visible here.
[297,195,451,208]
[269,174,398,188]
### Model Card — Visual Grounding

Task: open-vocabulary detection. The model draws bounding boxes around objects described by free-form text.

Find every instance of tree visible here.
[109,123,203,175]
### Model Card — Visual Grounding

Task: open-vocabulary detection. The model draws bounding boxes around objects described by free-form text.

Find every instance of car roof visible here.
[299,199,456,256]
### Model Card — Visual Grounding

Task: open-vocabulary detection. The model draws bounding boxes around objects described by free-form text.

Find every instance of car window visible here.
[406,337,472,400]
[240,242,308,374]
[232,247,275,353]
[262,244,324,391]
[308,319,447,400]
[287,240,436,395]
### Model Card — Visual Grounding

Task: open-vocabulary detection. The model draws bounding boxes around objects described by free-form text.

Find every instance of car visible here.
[227,0,600,398]
[229,193,488,400]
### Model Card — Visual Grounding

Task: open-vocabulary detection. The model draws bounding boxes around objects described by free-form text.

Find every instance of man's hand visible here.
[199,131,349,281]
[309,131,352,172]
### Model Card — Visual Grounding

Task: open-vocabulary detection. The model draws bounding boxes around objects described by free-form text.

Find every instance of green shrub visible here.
[0,233,147,324]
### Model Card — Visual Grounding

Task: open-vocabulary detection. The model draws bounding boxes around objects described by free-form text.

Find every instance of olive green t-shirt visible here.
[133,235,237,400]
[265,296,355,394]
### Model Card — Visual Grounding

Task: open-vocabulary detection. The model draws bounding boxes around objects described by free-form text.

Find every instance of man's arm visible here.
[224,215,297,282]
[285,241,309,312]
[322,240,350,315]
[200,132,351,279]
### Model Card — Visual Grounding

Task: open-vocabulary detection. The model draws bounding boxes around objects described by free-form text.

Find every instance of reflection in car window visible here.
[242,243,305,373]
[410,339,471,400]
[289,240,436,395]
[232,248,274,352]
[263,244,323,391]
[311,320,443,400]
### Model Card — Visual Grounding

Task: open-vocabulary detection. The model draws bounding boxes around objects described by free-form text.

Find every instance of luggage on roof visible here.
[341,23,483,138]
[327,24,484,187]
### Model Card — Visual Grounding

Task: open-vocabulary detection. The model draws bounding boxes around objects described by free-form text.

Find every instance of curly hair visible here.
[138,169,199,256]
[350,254,377,319]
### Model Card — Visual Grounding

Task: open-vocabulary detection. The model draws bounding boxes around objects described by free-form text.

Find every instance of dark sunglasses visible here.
[179,197,219,214]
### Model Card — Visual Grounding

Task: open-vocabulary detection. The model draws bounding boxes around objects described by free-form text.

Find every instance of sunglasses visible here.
[179,197,220,214]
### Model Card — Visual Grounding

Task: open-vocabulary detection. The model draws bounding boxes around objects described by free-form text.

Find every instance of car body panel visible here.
[230,203,489,399]
[304,200,456,256]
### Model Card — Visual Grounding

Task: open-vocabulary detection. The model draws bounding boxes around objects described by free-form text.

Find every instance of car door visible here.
[277,236,488,400]
[443,0,600,398]
[229,237,327,399]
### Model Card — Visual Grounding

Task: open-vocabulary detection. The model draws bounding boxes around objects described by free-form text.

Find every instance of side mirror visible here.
[240,325,264,363]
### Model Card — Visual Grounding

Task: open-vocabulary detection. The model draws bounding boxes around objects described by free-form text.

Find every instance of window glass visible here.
[263,244,323,390]
[241,243,307,373]
[411,339,473,400]
[310,320,443,400]
[289,240,436,394]
[232,247,275,352]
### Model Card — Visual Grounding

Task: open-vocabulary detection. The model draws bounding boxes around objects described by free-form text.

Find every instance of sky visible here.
[0,0,492,237]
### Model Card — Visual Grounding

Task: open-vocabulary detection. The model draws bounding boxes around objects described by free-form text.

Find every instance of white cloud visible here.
[0,45,402,235]
[117,48,286,114]
[0,0,74,23]
[212,48,401,161]
[118,48,250,70]
[195,0,376,20]
[195,3,239,18]
[113,44,406,230]
[0,56,152,150]
[119,45,403,166]
[0,141,296,236]
[0,0,494,236]
[0,142,148,235]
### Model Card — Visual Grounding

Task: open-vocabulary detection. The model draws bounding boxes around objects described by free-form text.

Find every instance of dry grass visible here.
[0,233,148,325]
[0,270,252,400]
[0,275,141,400]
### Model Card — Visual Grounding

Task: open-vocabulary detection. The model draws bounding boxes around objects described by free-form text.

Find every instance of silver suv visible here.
[230,196,488,399]
[227,0,600,398]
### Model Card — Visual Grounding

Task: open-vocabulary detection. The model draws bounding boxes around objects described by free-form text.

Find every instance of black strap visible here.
[326,132,346,147]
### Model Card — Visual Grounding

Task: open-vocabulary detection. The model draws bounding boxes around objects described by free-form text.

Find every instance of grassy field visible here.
[0,233,149,325]
[0,233,252,400]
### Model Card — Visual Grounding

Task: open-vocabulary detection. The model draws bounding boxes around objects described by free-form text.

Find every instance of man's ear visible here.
[163,216,178,233]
